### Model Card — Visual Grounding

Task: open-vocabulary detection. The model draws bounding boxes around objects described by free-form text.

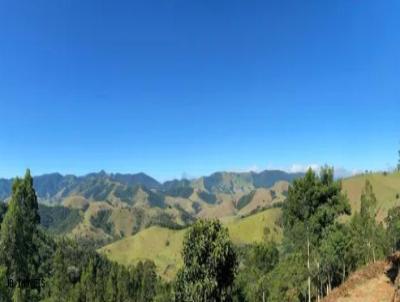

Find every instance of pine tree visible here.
[49,246,70,301]
[350,180,390,265]
[398,149,400,172]
[0,170,41,300]
[21,170,40,277]
[80,258,97,302]
[105,264,118,302]
[0,178,29,280]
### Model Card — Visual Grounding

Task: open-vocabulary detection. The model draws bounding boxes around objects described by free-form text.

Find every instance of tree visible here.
[0,178,30,281]
[234,242,279,301]
[248,242,279,274]
[265,253,308,302]
[283,168,351,244]
[0,170,40,283]
[350,180,389,266]
[174,220,238,302]
[139,261,157,302]
[385,206,400,252]
[105,264,118,302]
[398,148,400,172]
[49,245,71,302]
[282,167,351,301]
[319,224,354,295]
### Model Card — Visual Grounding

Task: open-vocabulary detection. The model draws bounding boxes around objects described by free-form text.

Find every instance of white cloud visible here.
[334,167,363,179]
[189,163,366,180]
[287,163,321,173]
[266,163,363,179]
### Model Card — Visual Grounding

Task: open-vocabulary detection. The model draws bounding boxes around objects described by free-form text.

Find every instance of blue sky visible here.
[0,0,399,181]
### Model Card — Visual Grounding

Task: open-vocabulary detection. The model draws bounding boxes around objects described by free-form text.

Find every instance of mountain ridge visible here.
[0,169,302,246]
[0,169,303,204]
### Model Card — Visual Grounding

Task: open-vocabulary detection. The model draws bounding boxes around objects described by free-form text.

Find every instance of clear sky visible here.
[0,0,399,181]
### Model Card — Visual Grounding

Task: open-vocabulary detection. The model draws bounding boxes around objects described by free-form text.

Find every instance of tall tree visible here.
[398,148,400,172]
[174,220,238,302]
[319,224,354,295]
[350,180,389,265]
[282,167,351,300]
[0,178,30,280]
[0,170,41,301]
[49,245,71,302]
[235,242,279,301]
[385,206,400,251]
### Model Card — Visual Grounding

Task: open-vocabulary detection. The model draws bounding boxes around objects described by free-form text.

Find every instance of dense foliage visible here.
[38,205,82,235]
[174,220,238,302]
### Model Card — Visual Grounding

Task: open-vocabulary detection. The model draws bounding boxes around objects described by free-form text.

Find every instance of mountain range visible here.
[0,170,303,204]
[0,169,303,245]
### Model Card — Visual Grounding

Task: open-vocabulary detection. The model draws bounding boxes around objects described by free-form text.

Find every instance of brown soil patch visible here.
[323,261,394,302]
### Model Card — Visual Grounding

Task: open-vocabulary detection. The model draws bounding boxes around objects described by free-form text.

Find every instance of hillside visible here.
[100,172,400,279]
[99,208,282,279]
[342,172,400,220]
[8,170,399,249]
[0,169,299,244]
[322,260,396,302]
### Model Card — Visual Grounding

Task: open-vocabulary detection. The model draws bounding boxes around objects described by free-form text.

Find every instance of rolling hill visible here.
[342,172,400,220]
[99,208,282,280]
[100,172,400,279]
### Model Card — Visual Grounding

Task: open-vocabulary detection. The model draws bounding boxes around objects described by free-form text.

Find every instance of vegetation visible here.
[230,168,396,301]
[0,171,163,301]
[0,170,298,246]
[398,148,400,172]
[197,191,217,204]
[38,205,82,234]
[174,220,237,302]
[236,190,256,210]
[90,209,114,234]
[100,208,282,279]
[1,166,400,301]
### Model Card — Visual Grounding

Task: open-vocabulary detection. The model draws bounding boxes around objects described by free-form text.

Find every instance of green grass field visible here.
[100,226,185,280]
[342,172,400,220]
[100,207,282,280]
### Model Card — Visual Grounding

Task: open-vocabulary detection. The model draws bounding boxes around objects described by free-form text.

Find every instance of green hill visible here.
[99,207,282,280]
[342,172,400,220]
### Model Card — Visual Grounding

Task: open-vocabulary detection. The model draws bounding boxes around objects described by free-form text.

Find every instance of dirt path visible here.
[323,261,396,302]
[336,273,394,302]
